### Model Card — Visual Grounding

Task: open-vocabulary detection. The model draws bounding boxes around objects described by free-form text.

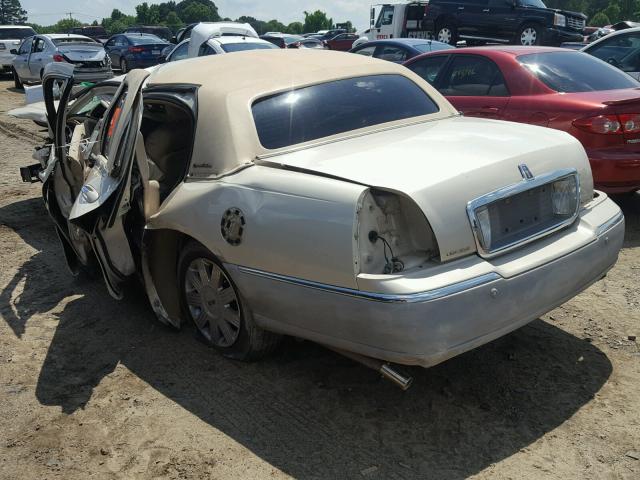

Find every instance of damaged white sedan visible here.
[24,51,624,388]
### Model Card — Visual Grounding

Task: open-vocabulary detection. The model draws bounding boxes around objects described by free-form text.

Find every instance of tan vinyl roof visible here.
[146,49,457,178]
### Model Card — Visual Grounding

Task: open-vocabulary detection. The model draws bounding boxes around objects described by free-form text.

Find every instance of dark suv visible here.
[424,0,586,46]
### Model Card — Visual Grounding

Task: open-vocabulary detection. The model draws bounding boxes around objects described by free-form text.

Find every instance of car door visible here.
[43,63,150,298]
[12,36,32,79]
[478,0,517,41]
[456,0,490,39]
[28,37,47,79]
[436,54,510,118]
[104,36,122,65]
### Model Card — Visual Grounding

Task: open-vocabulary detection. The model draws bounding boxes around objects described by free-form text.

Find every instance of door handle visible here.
[482,9,490,12]
[458,6,465,10]
[468,107,501,115]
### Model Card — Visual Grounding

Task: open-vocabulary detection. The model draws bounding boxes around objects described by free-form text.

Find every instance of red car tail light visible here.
[128,46,144,53]
[619,114,640,133]
[573,115,622,135]
[52,53,65,62]
[573,113,640,135]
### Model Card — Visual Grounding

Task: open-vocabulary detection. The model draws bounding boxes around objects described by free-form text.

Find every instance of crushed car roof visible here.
[147,49,457,179]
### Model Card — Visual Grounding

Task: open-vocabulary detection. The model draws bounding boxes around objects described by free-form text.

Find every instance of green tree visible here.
[0,0,27,24]
[264,19,286,33]
[286,21,304,34]
[603,3,622,23]
[176,0,220,23]
[236,15,266,34]
[57,18,82,32]
[165,11,183,31]
[303,10,333,33]
[136,2,161,24]
[590,11,611,26]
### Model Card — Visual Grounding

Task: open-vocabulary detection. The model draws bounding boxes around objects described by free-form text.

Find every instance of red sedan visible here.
[404,46,640,193]
[324,33,360,51]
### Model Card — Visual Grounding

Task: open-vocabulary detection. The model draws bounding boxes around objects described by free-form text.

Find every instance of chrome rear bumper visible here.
[227,201,624,367]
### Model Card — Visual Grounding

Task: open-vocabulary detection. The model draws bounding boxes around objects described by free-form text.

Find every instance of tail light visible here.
[128,46,144,53]
[52,53,66,62]
[572,113,640,135]
[619,114,640,133]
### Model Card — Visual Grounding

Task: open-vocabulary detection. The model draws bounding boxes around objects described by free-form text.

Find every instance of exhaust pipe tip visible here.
[380,364,413,391]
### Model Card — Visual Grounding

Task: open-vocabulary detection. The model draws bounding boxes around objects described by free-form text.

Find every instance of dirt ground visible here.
[0,76,638,480]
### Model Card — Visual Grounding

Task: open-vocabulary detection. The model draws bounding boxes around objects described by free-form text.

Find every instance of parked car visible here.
[124,25,173,43]
[0,25,36,75]
[350,38,453,63]
[182,23,277,59]
[308,28,347,41]
[423,0,586,46]
[260,34,325,49]
[405,46,640,193]
[68,26,109,44]
[23,50,623,386]
[323,33,360,51]
[11,34,112,88]
[356,2,432,47]
[582,27,640,81]
[104,33,170,72]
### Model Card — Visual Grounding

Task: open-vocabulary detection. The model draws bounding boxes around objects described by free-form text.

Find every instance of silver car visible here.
[0,25,36,75]
[11,34,112,88]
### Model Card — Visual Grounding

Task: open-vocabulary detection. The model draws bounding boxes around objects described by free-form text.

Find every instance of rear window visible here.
[221,42,278,53]
[252,75,440,149]
[518,51,639,92]
[53,37,97,45]
[129,35,164,45]
[0,27,36,40]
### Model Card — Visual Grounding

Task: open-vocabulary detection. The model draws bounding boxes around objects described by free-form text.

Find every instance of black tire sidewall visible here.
[121,59,128,73]
[177,242,255,360]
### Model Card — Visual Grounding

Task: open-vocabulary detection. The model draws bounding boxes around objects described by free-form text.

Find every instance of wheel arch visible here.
[142,228,210,328]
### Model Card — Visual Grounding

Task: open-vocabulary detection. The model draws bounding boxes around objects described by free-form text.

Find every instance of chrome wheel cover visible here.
[184,258,241,348]
[438,28,452,44]
[520,27,537,46]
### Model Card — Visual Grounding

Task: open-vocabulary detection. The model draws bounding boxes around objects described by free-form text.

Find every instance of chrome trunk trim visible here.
[467,168,580,259]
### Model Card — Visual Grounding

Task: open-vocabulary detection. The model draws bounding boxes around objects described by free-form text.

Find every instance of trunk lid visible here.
[58,46,107,63]
[259,116,593,261]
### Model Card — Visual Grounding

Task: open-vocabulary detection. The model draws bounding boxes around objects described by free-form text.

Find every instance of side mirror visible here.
[158,56,166,64]
[10,49,18,55]
[171,35,177,44]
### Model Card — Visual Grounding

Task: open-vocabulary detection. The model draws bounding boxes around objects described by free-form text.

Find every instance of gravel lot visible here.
[0,76,639,480]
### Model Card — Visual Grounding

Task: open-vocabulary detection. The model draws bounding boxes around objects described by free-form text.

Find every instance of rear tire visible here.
[120,58,128,74]
[178,241,281,361]
[517,23,542,46]
[436,22,458,45]
[12,68,23,90]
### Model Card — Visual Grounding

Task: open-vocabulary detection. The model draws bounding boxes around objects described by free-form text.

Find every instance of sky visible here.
[20,0,376,31]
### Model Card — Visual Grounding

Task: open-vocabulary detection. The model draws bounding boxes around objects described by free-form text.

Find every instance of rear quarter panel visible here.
[146,165,367,288]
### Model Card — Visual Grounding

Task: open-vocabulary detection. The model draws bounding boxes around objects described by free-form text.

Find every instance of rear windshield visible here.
[221,42,277,53]
[0,27,36,40]
[53,37,97,45]
[413,42,454,53]
[518,51,639,92]
[129,34,165,44]
[252,74,440,149]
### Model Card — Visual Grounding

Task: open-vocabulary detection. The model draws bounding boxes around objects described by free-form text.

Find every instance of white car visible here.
[162,22,278,63]
[0,25,36,75]
[582,26,640,81]
[23,51,623,388]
